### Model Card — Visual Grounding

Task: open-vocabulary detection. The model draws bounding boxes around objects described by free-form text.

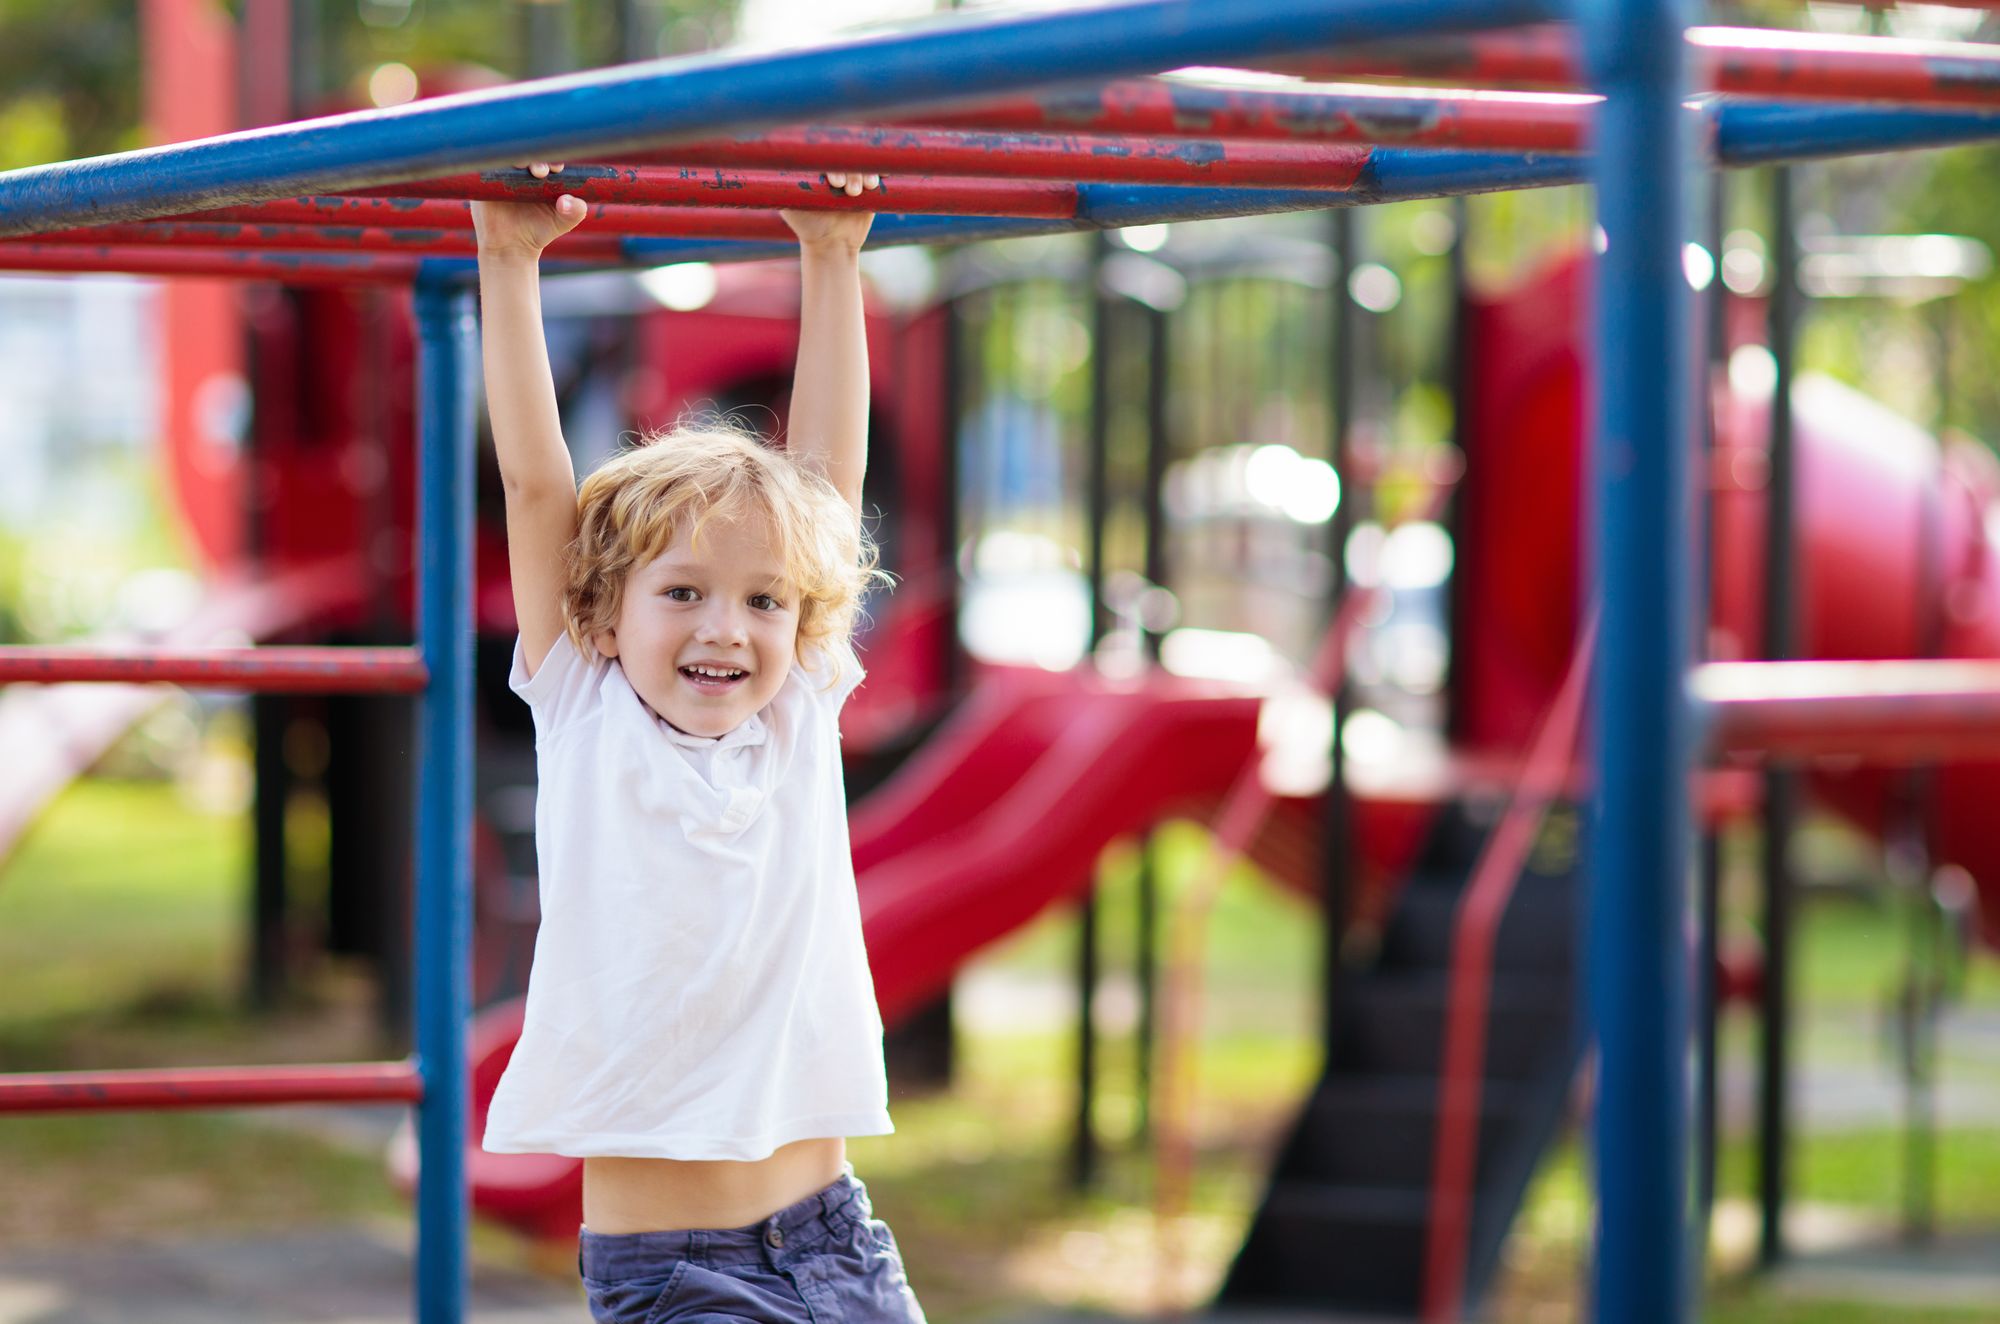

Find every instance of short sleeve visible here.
[795,639,867,712]
[508,632,608,739]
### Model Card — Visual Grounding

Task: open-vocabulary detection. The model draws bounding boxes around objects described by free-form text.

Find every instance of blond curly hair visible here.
[563,422,886,675]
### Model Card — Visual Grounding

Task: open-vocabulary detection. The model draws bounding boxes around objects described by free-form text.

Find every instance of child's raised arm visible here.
[473,164,587,677]
[781,174,879,519]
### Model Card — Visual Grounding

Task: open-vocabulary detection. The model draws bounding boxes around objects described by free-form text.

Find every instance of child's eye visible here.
[750,594,782,612]
[663,586,697,602]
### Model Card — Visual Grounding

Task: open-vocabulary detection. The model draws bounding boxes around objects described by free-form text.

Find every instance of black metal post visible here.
[250,694,290,1010]
[1132,295,1173,1145]
[1899,320,1952,1244]
[1444,196,1470,746]
[1694,166,1728,1287]
[518,0,574,79]
[1757,164,1801,1272]
[1893,806,1940,1245]
[1323,207,1359,1046]
[612,0,659,62]
[940,273,967,701]
[1073,231,1114,1191]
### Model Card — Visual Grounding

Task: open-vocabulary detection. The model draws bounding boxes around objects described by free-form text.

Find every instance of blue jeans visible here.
[578,1165,927,1323]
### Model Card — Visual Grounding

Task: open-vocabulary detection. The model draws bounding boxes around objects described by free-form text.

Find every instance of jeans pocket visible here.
[865,1218,901,1261]
[582,1261,689,1324]
[861,1219,926,1322]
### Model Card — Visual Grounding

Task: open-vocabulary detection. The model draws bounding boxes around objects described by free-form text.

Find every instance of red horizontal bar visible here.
[1693,26,2000,106]
[10,220,625,258]
[0,245,421,284]
[1275,26,1574,88]
[357,168,1083,218]
[0,646,428,693]
[164,196,798,242]
[904,83,1589,149]
[615,124,1402,181]
[1276,25,2000,106]
[1698,659,2000,762]
[0,1061,425,1114]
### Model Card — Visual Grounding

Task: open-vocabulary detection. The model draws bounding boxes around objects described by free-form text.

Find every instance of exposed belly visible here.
[581,1136,847,1233]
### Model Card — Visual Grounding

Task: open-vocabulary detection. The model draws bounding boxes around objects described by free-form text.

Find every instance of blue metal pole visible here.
[1581,0,1694,1321]
[1712,99,2000,165]
[412,273,476,1324]
[0,0,1566,237]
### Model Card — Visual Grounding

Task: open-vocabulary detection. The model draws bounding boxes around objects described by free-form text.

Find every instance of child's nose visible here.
[694,603,749,643]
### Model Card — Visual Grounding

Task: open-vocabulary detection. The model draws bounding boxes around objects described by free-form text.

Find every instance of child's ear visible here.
[593,628,620,659]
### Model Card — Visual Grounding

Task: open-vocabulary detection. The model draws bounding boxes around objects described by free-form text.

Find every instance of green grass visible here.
[1497,1133,2000,1324]
[0,1111,406,1246]
[0,778,246,1055]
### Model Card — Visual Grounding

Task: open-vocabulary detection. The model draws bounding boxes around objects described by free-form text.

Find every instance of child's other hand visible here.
[472,163,586,259]
[781,173,880,252]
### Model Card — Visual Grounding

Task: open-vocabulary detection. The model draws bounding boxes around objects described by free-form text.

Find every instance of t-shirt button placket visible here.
[720,787,761,833]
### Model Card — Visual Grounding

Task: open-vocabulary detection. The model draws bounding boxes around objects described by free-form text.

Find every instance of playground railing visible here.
[0,279,480,1324]
[1420,617,1595,1321]
[1151,475,1455,1308]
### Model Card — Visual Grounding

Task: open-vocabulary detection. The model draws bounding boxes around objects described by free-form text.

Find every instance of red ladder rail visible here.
[0,646,427,692]
[0,1062,425,1114]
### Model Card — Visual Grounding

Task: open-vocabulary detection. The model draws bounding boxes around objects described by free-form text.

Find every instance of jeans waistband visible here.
[579,1163,867,1279]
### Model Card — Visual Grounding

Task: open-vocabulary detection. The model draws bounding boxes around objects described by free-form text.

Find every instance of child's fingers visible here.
[820,170,880,198]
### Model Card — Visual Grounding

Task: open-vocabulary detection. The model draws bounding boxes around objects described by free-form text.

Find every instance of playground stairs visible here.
[1217,801,1583,1319]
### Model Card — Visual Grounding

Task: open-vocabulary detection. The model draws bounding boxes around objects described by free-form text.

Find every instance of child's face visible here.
[593,513,800,738]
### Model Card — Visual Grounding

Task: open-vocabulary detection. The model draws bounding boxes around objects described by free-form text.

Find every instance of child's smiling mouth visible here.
[679,664,750,693]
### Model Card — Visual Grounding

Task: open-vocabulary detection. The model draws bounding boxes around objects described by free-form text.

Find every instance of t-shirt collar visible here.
[658,708,769,752]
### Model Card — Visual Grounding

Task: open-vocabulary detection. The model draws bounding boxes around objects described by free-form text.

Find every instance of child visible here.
[471,163,926,1324]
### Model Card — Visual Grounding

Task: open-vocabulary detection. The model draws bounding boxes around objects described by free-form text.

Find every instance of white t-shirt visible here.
[480,631,893,1161]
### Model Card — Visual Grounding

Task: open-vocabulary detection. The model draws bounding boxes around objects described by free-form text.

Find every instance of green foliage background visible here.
[0,0,740,170]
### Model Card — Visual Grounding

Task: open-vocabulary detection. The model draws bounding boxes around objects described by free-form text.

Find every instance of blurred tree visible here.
[0,0,741,169]
[0,0,143,168]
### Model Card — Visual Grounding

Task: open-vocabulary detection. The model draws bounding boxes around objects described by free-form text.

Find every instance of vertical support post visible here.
[1133,295,1173,1145]
[1693,160,1729,1300]
[250,694,291,1010]
[1757,164,1800,1272]
[412,275,476,1324]
[518,0,575,79]
[1443,196,1470,747]
[1581,2,1694,1321]
[289,0,324,110]
[1073,230,1114,1192]
[1892,814,1939,1245]
[1324,206,1358,1048]
[939,269,967,703]
[612,0,660,63]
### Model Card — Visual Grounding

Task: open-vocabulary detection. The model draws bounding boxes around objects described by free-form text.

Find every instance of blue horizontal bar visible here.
[1711,97,2000,165]
[599,97,1999,269]
[0,0,1563,239]
[17,96,1996,283]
